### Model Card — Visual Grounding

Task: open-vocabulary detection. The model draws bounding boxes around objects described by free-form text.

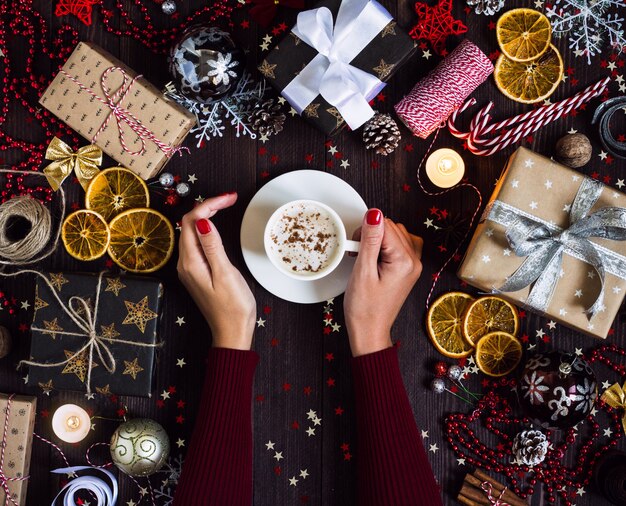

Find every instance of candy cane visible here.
[448,77,610,156]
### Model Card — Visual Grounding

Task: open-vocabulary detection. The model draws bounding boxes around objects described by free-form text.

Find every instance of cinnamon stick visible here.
[458,484,490,505]
[458,493,484,506]
[470,471,528,506]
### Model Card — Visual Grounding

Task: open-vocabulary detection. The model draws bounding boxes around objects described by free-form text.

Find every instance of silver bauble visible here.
[110,418,170,477]
[431,378,445,394]
[161,0,177,15]
[175,182,190,197]
[159,172,175,188]
[447,364,462,381]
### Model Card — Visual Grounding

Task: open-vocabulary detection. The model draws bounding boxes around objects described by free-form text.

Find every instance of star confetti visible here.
[410,0,468,55]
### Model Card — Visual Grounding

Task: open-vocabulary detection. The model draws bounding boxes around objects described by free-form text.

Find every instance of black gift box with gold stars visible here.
[258,0,417,135]
[26,272,163,398]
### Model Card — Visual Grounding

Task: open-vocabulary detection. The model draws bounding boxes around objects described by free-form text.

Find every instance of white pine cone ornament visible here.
[362,113,401,156]
[466,0,505,16]
[512,429,549,466]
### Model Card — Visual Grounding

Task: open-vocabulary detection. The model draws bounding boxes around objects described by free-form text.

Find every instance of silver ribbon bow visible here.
[487,177,626,317]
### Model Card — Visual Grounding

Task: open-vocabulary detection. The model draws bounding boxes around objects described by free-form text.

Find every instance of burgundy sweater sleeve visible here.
[352,346,443,506]
[173,347,259,506]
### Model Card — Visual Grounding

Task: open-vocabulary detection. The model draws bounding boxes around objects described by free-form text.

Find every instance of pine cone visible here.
[248,99,286,137]
[362,113,401,156]
[512,429,549,466]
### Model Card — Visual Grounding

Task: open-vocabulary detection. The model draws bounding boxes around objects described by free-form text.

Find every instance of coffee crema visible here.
[268,202,339,274]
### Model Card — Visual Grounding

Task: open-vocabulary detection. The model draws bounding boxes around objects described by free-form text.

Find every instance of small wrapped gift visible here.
[0,394,37,506]
[458,147,626,339]
[259,0,416,135]
[39,42,195,179]
[26,272,163,396]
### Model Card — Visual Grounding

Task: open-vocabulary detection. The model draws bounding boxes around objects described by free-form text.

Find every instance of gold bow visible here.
[601,381,626,433]
[43,137,103,191]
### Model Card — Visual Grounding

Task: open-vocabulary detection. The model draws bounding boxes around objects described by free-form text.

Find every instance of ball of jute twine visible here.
[0,168,65,266]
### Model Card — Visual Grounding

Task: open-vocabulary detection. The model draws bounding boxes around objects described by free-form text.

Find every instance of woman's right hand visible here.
[177,193,257,351]
[343,209,424,357]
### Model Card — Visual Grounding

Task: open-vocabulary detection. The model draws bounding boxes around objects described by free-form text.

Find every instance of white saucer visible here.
[240,170,367,304]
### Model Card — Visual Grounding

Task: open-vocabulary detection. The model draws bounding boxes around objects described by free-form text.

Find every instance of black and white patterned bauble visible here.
[169,26,245,103]
[518,351,597,429]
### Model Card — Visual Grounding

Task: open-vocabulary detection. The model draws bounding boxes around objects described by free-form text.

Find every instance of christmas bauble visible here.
[169,26,245,103]
[161,0,177,15]
[518,351,597,429]
[159,172,175,188]
[110,418,170,477]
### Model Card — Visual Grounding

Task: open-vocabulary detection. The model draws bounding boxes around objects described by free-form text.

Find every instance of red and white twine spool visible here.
[394,39,493,139]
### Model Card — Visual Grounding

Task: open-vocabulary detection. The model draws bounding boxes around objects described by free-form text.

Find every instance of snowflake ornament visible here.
[546,0,626,65]
[165,71,274,146]
[207,52,239,86]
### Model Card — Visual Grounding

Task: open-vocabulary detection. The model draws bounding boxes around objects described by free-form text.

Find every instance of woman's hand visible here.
[343,209,423,357]
[177,193,256,351]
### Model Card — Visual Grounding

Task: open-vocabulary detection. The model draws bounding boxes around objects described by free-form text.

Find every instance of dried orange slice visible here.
[85,167,149,223]
[475,331,523,377]
[494,44,564,104]
[61,210,110,261]
[496,8,552,62]
[462,296,519,346]
[427,292,475,358]
[107,208,174,273]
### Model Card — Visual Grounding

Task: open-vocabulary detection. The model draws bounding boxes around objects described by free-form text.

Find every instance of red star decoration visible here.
[334,406,344,415]
[409,0,467,56]
[303,386,312,396]
[326,377,336,387]
[176,415,185,424]
[340,443,350,452]
[282,382,292,392]
[55,0,100,26]
[177,400,186,409]
[291,420,300,430]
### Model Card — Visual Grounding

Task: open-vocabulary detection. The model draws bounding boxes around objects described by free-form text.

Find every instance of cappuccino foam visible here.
[269,202,339,274]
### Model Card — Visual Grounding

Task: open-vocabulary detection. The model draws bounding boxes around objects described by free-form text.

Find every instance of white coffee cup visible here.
[264,199,360,281]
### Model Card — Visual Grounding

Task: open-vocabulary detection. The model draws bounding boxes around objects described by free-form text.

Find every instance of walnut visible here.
[555,133,592,168]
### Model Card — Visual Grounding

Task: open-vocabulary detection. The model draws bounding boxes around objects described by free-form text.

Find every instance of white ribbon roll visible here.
[282,0,391,130]
[51,466,118,506]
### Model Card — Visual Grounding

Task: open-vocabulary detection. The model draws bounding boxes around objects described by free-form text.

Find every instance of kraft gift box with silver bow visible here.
[39,42,195,180]
[458,147,626,339]
[259,0,416,135]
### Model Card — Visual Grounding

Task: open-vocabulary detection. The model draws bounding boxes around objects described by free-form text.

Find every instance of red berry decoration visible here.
[518,351,598,429]
[434,361,448,377]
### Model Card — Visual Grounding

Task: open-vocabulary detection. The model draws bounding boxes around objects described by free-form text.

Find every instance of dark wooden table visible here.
[1,0,625,504]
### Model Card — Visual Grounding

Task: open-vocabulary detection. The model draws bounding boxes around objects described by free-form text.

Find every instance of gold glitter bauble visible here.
[109,418,170,477]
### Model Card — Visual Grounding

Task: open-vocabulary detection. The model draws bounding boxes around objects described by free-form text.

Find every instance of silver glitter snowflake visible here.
[165,71,268,146]
[546,0,626,64]
[153,454,185,505]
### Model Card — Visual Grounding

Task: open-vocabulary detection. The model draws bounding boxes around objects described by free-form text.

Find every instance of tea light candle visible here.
[425,148,465,188]
[52,404,91,443]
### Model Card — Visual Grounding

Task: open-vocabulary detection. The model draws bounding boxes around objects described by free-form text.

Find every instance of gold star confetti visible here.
[100,323,120,340]
[373,59,395,79]
[326,107,345,129]
[303,103,320,118]
[258,60,278,79]
[38,379,54,396]
[49,273,69,291]
[105,277,126,296]
[123,297,158,333]
[381,21,396,38]
[42,318,63,339]
[123,358,144,380]
[96,384,113,396]
[62,349,97,383]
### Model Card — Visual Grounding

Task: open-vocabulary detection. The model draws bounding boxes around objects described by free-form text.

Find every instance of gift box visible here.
[259,0,416,135]
[26,272,163,396]
[39,42,195,180]
[0,394,37,506]
[458,147,626,339]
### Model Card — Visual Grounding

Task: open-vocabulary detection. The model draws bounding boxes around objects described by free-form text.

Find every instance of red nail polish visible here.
[196,218,211,235]
[366,209,382,226]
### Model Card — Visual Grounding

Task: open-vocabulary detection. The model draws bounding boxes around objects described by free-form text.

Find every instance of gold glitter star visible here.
[96,384,113,396]
[326,107,345,129]
[100,323,120,340]
[62,349,98,383]
[258,60,278,79]
[42,318,63,339]
[381,21,396,38]
[123,297,158,333]
[303,103,321,118]
[123,358,144,380]
[49,273,69,291]
[38,379,54,395]
[373,59,395,79]
[105,277,126,296]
